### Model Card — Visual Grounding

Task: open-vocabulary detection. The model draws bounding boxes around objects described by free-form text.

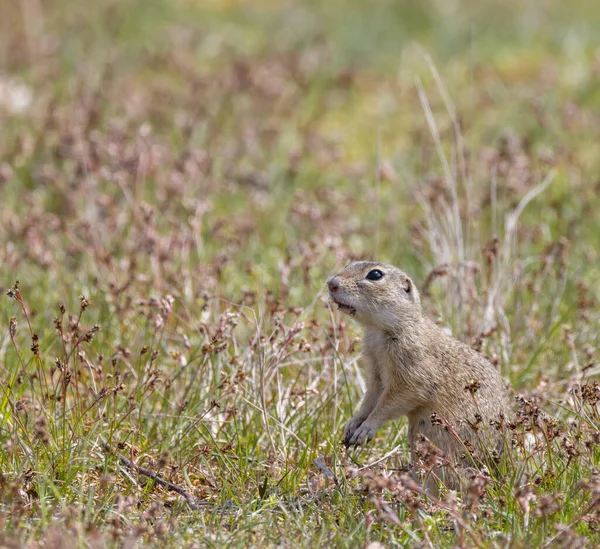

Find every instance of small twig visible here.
[356,442,405,471]
[99,435,210,510]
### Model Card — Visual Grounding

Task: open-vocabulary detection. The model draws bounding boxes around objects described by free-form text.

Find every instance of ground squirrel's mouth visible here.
[330,296,356,316]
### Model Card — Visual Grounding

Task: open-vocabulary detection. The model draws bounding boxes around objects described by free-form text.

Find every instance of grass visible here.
[0,0,599,546]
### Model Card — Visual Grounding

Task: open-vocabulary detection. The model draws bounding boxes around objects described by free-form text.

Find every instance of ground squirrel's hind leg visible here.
[343,356,382,447]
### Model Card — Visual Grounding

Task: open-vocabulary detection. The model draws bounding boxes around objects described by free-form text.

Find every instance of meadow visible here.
[0,0,599,546]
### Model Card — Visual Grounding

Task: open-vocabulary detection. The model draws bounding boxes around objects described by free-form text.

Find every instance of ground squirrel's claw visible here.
[343,431,357,448]
[347,422,379,447]
[343,433,351,447]
[343,416,366,447]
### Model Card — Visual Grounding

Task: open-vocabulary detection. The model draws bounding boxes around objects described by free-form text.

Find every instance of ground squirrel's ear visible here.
[403,279,411,294]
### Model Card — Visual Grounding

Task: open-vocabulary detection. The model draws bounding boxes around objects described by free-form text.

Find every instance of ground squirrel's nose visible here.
[327,278,340,292]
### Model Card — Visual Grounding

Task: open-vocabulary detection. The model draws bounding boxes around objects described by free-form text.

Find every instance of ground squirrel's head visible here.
[327,261,421,329]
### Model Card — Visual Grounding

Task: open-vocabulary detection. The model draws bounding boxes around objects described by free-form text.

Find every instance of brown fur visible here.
[328,261,512,491]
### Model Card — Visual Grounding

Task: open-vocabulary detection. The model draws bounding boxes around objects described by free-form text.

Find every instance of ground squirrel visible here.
[328,261,512,491]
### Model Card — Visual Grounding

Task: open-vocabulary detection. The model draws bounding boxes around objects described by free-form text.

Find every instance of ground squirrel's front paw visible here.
[347,421,380,447]
[343,416,366,447]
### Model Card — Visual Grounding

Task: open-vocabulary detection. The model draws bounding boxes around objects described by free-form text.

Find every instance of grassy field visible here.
[1,0,600,546]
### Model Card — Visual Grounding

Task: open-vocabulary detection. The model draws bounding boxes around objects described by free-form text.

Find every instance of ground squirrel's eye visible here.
[366,269,384,281]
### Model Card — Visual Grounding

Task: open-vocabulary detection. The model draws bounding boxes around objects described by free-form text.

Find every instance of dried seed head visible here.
[9,317,17,337]
[483,235,500,266]
[83,324,101,342]
[34,416,50,445]
[430,411,443,426]
[534,493,563,518]
[15,399,29,413]
[465,379,481,394]
[581,383,600,406]
[6,281,20,299]
[31,334,40,356]
[79,295,91,311]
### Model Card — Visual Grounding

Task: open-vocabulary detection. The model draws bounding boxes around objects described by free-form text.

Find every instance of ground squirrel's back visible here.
[328,261,513,491]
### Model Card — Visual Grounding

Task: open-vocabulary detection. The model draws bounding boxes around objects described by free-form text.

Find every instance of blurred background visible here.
[1,0,599,290]
[1,0,600,546]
